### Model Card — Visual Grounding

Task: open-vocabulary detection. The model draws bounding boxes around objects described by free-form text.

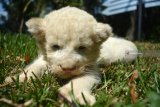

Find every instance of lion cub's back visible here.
[99,37,138,64]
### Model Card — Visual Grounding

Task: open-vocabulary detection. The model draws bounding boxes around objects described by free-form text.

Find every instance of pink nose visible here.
[60,66,76,73]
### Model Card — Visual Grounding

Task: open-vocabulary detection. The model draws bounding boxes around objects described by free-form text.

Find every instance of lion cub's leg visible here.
[5,55,47,83]
[59,72,101,106]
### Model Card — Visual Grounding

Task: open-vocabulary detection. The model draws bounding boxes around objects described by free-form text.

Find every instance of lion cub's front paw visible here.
[58,86,96,106]
[5,74,27,83]
[4,76,13,83]
[76,92,96,106]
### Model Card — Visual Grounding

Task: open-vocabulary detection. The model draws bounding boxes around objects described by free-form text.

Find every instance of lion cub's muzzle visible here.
[59,65,77,73]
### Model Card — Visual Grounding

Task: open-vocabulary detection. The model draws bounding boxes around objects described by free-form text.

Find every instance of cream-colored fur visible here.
[98,37,138,64]
[5,7,113,106]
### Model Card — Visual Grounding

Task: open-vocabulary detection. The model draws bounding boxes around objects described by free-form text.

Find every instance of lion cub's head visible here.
[26,7,113,78]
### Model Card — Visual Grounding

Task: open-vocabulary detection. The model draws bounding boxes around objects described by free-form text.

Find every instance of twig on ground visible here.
[0,83,10,88]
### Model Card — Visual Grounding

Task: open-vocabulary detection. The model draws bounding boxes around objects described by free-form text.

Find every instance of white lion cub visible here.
[5,7,113,106]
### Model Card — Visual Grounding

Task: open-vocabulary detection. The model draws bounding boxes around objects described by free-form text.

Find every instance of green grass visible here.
[0,33,160,107]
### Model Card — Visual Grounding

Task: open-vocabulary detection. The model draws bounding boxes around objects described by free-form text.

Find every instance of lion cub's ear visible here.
[93,23,113,43]
[26,18,46,56]
[25,18,46,35]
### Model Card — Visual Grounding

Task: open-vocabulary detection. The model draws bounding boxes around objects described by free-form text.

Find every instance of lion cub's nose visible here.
[60,65,76,73]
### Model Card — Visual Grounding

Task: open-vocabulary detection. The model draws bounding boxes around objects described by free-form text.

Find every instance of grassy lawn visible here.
[0,33,160,107]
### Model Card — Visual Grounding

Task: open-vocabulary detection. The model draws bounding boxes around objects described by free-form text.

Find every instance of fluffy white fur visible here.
[98,37,138,64]
[5,7,113,106]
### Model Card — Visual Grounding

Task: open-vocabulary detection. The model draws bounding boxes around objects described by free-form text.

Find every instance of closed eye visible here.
[77,45,87,53]
[52,44,61,51]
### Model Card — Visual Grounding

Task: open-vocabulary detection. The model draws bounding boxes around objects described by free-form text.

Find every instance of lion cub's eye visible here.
[77,46,87,52]
[52,44,61,50]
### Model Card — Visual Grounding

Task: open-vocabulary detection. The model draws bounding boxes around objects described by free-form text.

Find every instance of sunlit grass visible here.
[0,33,160,107]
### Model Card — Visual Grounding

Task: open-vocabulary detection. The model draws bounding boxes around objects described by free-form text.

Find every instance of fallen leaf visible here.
[24,54,30,64]
[128,70,139,103]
